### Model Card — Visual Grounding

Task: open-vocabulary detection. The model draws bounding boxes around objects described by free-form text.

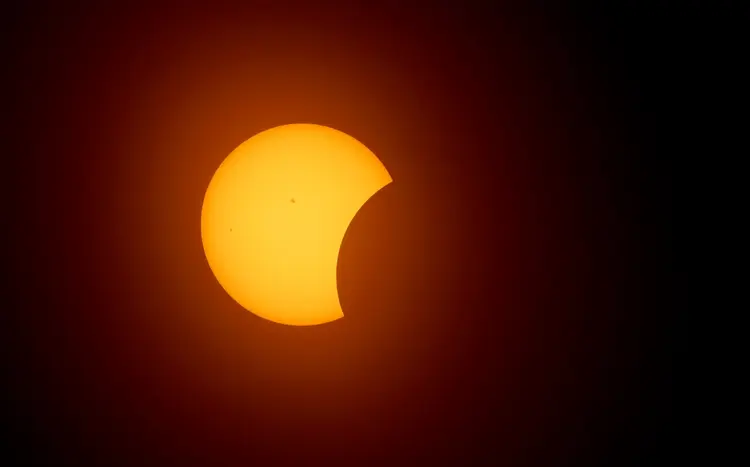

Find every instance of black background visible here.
[7,1,679,466]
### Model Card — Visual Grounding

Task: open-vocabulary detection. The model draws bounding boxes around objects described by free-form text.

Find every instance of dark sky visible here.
[6,1,680,466]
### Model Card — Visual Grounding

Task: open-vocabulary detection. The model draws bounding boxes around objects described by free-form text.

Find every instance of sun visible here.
[201,124,392,325]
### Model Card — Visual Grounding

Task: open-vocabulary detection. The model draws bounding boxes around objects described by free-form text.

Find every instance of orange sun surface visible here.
[200,124,393,325]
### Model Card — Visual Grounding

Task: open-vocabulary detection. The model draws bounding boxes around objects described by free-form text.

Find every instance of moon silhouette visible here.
[201,124,393,325]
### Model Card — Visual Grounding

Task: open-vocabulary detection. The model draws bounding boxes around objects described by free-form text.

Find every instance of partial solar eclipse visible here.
[201,124,393,325]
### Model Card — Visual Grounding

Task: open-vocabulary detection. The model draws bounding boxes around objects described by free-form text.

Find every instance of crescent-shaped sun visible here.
[201,124,392,325]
